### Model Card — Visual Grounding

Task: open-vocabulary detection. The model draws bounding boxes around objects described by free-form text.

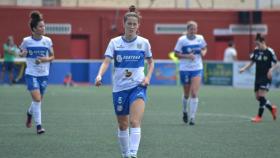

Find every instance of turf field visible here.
[0,85,279,158]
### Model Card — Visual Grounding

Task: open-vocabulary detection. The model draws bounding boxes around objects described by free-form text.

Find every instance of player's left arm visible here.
[267,50,278,79]
[142,57,154,86]
[201,47,207,57]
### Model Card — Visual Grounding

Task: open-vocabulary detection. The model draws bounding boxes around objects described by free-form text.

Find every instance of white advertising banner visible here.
[233,61,255,88]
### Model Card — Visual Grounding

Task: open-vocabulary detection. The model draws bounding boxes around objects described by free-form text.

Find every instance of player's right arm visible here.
[95,57,111,87]
[19,38,28,57]
[239,61,254,73]
[18,49,28,57]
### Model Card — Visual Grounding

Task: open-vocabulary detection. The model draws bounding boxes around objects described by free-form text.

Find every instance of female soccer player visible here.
[19,10,54,134]
[174,21,207,125]
[240,33,278,123]
[95,5,154,158]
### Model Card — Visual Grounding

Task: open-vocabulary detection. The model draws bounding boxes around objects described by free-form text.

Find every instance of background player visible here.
[174,20,207,125]
[19,10,54,134]
[240,33,278,123]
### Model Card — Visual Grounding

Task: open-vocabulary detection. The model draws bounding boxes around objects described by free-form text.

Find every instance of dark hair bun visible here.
[30,11,43,21]
[256,33,261,39]
[255,33,265,42]
[129,5,136,12]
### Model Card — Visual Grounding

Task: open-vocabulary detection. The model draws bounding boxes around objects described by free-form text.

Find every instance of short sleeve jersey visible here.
[105,36,152,92]
[20,36,53,76]
[250,47,278,82]
[174,34,207,71]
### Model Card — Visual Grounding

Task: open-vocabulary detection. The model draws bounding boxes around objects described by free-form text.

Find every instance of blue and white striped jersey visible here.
[20,36,53,76]
[105,36,152,92]
[174,34,207,71]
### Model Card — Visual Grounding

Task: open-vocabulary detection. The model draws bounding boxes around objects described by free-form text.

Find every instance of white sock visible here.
[129,127,141,157]
[118,128,129,157]
[27,104,32,114]
[31,101,42,126]
[182,96,188,113]
[189,98,199,120]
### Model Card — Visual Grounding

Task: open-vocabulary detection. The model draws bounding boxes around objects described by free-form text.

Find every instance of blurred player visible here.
[95,5,154,158]
[19,10,54,134]
[1,36,19,85]
[240,33,278,123]
[174,21,207,125]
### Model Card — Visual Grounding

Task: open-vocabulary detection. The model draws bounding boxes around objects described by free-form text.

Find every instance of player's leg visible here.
[117,115,130,158]
[180,71,190,123]
[0,62,7,82]
[30,90,44,134]
[189,70,202,125]
[25,75,44,134]
[182,84,190,123]
[113,91,130,158]
[252,89,267,122]
[7,62,14,85]
[128,86,147,158]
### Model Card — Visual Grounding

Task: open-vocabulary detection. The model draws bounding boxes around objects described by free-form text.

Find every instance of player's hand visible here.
[35,58,42,65]
[141,77,150,87]
[19,50,28,57]
[239,68,245,73]
[187,53,195,60]
[95,75,102,87]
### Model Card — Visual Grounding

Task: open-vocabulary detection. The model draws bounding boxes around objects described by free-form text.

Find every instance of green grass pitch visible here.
[0,85,279,158]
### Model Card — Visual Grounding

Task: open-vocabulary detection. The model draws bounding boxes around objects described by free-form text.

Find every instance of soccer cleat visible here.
[25,112,32,128]
[251,115,262,123]
[131,156,137,158]
[189,118,195,126]
[271,105,277,120]
[36,125,45,135]
[182,112,188,123]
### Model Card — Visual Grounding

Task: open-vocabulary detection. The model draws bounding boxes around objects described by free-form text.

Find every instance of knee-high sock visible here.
[265,99,273,112]
[118,129,129,157]
[27,104,32,114]
[189,98,199,119]
[31,101,42,126]
[182,96,188,113]
[258,97,266,117]
[129,127,141,157]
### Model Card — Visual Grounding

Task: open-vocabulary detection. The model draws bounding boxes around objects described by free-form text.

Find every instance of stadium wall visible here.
[0,6,280,60]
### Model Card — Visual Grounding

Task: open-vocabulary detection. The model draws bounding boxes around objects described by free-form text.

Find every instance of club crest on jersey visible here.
[116,55,123,62]
[137,43,142,49]
[187,48,193,53]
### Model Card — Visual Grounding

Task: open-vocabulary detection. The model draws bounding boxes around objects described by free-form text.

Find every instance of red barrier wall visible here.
[0,6,279,60]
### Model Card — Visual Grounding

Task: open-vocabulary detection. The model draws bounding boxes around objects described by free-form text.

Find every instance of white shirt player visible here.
[20,36,53,76]
[174,34,207,71]
[105,36,152,92]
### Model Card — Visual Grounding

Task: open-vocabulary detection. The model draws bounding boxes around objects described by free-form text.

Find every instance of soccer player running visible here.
[174,21,207,125]
[95,5,154,158]
[19,11,54,134]
[239,33,278,123]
